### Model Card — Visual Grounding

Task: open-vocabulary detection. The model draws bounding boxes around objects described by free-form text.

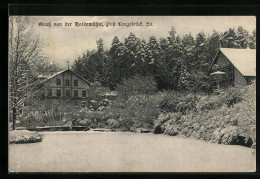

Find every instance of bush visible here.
[116,75,157,99]
[9,130,43,144]
[159,91,199,114]
[19,98,82,128]
[106,119,119,128]
[197,85,244,111]
[222,86,243,107]
[78,119,91,126]
[152,82,256,147]
[86,82,111,105]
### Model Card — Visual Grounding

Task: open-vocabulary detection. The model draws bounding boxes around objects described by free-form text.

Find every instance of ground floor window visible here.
[57,89,61,97]
[82,90,86,97]
[212,65,234,88]
[66,90,70,97]
[74,90,78,97]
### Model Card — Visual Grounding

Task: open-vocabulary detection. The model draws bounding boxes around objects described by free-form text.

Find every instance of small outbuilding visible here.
[209,48,256,87]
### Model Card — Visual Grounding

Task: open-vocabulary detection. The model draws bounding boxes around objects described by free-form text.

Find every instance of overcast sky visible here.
[27,16,256,68]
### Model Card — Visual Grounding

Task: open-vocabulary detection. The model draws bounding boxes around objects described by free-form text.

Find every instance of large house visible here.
[41,69,91,98]
[209,48,256,87]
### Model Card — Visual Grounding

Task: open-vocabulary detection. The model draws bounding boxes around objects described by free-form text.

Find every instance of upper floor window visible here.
[65,79,70,86]
[74,80,78,86]
[56,79,61,85]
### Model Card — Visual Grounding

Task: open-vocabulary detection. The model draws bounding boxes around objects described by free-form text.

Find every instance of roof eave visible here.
[208,48,220,71]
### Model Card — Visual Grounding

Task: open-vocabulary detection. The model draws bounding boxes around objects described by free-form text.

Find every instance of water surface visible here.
[9,131,255,172]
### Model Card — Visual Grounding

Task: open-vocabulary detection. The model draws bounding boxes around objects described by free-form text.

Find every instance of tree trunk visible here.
[12,106,16,130]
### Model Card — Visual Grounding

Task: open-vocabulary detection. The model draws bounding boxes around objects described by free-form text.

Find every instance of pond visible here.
[9,131,255,172]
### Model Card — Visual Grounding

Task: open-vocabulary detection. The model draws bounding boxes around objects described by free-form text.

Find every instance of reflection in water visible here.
[9,131,255,172]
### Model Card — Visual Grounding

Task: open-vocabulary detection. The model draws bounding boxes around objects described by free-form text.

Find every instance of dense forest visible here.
[72,26,256,91]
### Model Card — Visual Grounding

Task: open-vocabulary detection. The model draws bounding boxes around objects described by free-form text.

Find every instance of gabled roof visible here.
[210,48,256,76]
[42,70,67,81]
[42,69,91,85]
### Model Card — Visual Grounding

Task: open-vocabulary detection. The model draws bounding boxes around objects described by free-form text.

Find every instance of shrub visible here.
[106,119,119,128]
[116,75,157,100]
[9,130,43,144]
[19,98,82,128]
[222,86,243,107]
[78,119,91,126]
[159,91,199,114]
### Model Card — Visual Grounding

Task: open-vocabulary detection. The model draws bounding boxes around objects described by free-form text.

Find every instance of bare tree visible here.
[9,16,44,130]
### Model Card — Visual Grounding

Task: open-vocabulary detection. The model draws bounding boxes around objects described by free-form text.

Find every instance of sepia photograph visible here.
[8,16,256,172]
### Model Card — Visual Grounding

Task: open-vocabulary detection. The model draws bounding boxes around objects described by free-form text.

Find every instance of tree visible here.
[182,33,195,47]
[146,36,160,75]
[236,26,249,48]
[194,32,208,69]
[249,29,256,49]
[9,16,44,130]
[96,38,105,76]
[220,28,240,48]
[207,30,221,60]
[72,50,97,83]
[124,32,141,78]
[116,75,157,98]
[30,58,62,76]
[102,36,124,89]
[72,25,254,92]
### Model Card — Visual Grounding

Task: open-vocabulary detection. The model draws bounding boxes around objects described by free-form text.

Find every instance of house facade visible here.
[209,48,256,87]
[42,69,91,98]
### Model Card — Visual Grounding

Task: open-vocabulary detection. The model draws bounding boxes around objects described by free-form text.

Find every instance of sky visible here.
[26,16,256,68]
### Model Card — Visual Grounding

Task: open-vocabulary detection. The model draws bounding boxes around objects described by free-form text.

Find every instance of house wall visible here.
[213,53,232,70]
[212,52,247,86]
[234,68,247,85]
[44,70,90,98]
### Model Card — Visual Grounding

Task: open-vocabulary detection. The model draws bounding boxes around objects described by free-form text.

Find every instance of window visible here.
[65,79,70,86]
[65,90,70,97]
[74,90,78,97]
[212,65,234,88]
[57,89,61,97]
[56,79,61,85]
[74,80,78,86]
[82,90,86,97]
[47,89,52,96]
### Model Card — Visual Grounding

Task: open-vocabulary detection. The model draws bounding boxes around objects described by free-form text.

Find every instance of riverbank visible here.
[153,112,255,148]
[17,82,255,148]
[9,130,43,144]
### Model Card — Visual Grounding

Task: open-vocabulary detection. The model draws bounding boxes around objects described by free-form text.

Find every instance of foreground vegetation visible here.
[9,130,43,144]
[18,79,255,148]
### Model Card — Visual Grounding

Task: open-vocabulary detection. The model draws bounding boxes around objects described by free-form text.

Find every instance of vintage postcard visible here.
[8,16,256,172]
